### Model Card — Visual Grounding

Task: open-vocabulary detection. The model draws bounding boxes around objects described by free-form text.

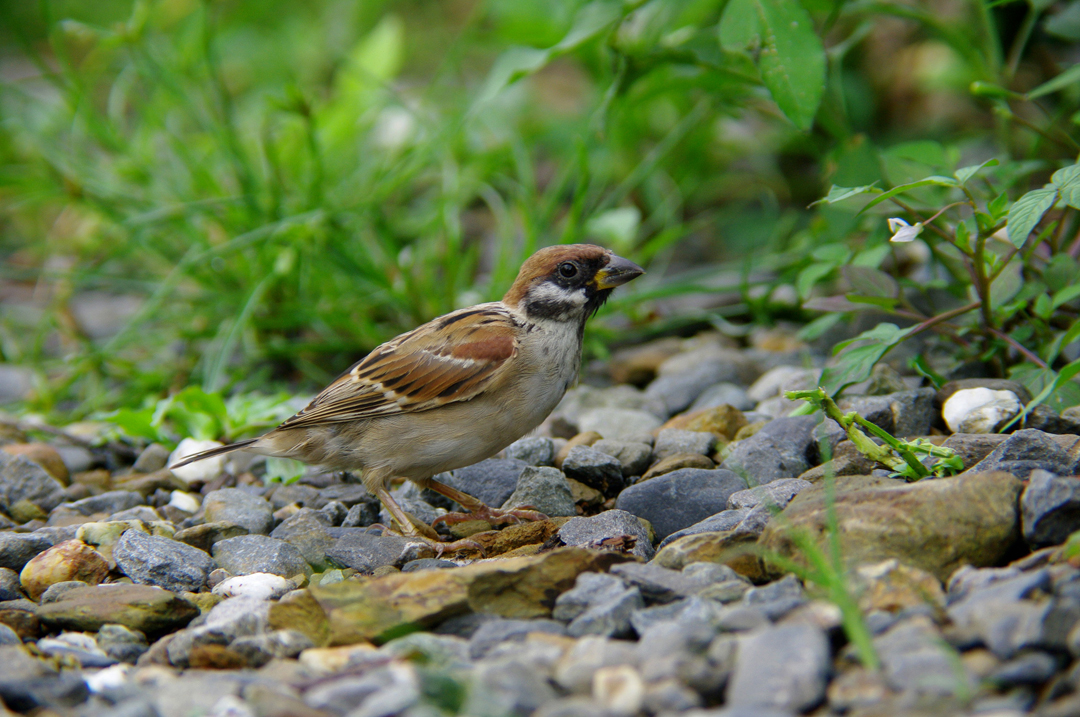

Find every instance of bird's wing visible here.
[275,305,519,430]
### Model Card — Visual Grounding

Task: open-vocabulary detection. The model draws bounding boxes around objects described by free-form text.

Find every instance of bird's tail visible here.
[169,438,258,470]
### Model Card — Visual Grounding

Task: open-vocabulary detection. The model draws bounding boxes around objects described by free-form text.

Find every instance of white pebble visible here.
[593,664,645,715]
[168,438,226,484]
[84,664,131,693]
[942,388,1022,434]
[168,490,201,513]
[211,573,293,601]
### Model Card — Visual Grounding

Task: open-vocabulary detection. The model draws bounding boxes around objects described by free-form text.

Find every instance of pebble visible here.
[558,509,654,560]
[439,459,526,509]
[113,528,213,593]
[577,408,663,443]
[943,387,1023,433]
[561,445,626,496]
[615,468,746,542]
[1021,469,1080,547]
[726,623,830,712]
[504,436,556,466]
[211,535,311,578]
[653,429,717,460]
[202,488,274,535]
[168,438,227,484]
[721,415,821,485]
[211,573,293,600]
[502,466,577,517]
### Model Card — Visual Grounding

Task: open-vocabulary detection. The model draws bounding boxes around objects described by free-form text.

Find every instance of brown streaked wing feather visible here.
[276,306,519,430]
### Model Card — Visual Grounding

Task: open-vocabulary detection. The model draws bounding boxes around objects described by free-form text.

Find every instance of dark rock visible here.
[567,585,643,638]
[270,507,334,568]
[657,508,750,549]
[230,629,314,667]
[561,446,625,496]
[553,572,629,621]
[132,443,171,473]
[402,558,457,572]
[40,581,91,604]
[0,567,23,601]
[1024,404,1080,434]
[947,567,1054,658]
[743,574,807,620]
[722,416,821,485]
[63,490,145,517]
[591,440,653,478]
[988,651,1059,687]
[440,459,527,509]
[969,429,1076,479]
[611,562,741,604]
[0,452,66,516]
[211,535,311,578]
[1022,470,1080,548]
[313,483,378,510]
[837,395,896,434]
[502,466,576,517]
[504,436,555,466]
[269,483,320,511]
[0,531,51,570]
[325,529,429,573]
[558,509,654,560]
[166,595,271,667]
[875,617,968,694]
[940,433,1009,470]
[616,469,747,542]
[467,660,559,716]
[653,429,717,460]
[468,618,567,659]
[172,522,248,553]
[0,644,87,712]
[114,528,213,593]
[202,488,274,534]
[0,622,19,646]
[645,348,756,417]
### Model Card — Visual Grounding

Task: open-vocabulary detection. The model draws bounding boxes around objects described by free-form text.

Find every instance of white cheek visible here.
[528,282,587,308]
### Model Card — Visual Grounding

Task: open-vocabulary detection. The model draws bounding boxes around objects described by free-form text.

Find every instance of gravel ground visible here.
[3,331,1080,717]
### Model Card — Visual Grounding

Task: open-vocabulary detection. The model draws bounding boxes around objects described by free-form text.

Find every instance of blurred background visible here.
[0,0,1077,422]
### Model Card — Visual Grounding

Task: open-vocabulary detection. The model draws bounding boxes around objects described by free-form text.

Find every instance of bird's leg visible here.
[373,487,482,557]
[426,479,547,528]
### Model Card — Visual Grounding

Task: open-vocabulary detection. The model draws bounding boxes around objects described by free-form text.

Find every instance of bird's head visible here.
[503,244,644,324]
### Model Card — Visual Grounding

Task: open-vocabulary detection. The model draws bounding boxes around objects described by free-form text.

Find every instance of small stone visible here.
[612,561,744,604]
[554,572,629,621]
[0,622,20,646]
[20,539,109,600]
[168,438,228,484]
[591,440,653,478]
[727,478,811,511]
[469,618,568,659]
[664,404,750,442]
[40,580,91,604]
[970,428,1077,479]
[504,436,555,466]
[875,616,967,694]
[854,559,945,614]
[0,567,23,601]
[168,490,201,514]
[95,623,148,663]
[2,444,69,483]
[568,586,643,638]
[653,429,717,460]
[578,409,663,442]
[559,510,654,561]
[440,459,527,509]
[689,383,755,413]
[113,528,213,593]
[212,535,312,578]
[0,533,53,572]
[211,573,293,600]
[721,415,821,485]
[231,629,315,667]
[561,446,626,496]
[646,347,759,417]
[502,466,577,517]
[324,529,432,573]
[727,623,830,712]
[172,521,249,553]
[592,664,645,715]
[615,468,747,542]
[270,507,335,568]
[943,388,1022,433]
[37,631,115,667]
[1022,469,1080,548]
[0,452,66,518]
[132,443,171,473]
[555,432,603,468]
[202,488,274,534]
[553,635,639,694]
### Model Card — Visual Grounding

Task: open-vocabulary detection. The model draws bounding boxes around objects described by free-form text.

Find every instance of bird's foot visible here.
[432,504,548,528]
[371,521,484,558]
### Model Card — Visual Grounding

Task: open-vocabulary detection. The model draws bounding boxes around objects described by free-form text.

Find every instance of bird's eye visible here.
[558,262,578,278]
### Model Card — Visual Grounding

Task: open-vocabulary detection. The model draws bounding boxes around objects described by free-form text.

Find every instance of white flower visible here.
[887,217,923,242]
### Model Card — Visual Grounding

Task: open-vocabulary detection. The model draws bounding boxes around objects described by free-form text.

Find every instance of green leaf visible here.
[1004,358,1080,431]
[1033,293,1052,320]
[797,312,843,341]
[755,0,826,131]
[989,262,1023,311]
[1007,186,1058,247]
[821,323,913,395]
[811,183,881,206]
[797,262,836,300]
[842,266,899,299]
[1027,63,1080,99]
[719,0,761,50]
[859,176,960,214]
[1053,283,1080,309]
[1044,254,1078,292]
[954,158,999,185]
[1052,163,1080,209]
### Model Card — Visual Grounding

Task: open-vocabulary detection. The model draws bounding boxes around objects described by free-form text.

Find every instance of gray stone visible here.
[38,631,116,667]
[0,452,66,516]
[166,595,271,666]
[969,428,1077,479]
[96,623,148,663]
[987,650,1058,687]
[313,483,378,510]
[616,469,747,542]
[727,623,830,712]
[211,534,311,578]
[689,383,755,412]
[561,446,625,496]
[202,488,274,534]
[727,478,811,511]
[654,429,717,460]
[231,629,314,667]
[440,459,526,509]
[402,558,457,572]
[743,574,807,620]
[342,501,380,528]
[325,528,428,573]
[1022,470,1080,548]
[378,483,441,527]
[657,508,751,550]
[578,408,663,442]
[64,490,144,517]
[114,528,214,593]
[552,635,639,694]
[554,572,630,621]
[107,506,162,523]
[465,660,559,716]
[318,500,348,526]
[947,568,1054,659]
[558,509,654,560]
[304,667,410,714]
[591,440,653,478]
[504,436,555,466]
[132,443,171,473]
[722,416,820,485]
[747,366,822,403]
[629,596,728,635]
[646,348,757,417]
[502,466,576,517]
[0,622,19,646]
[612,562,742,604]
[890,388,937,437]
[638,619,728,697]
[270,507,334,567]
[837,395,896,434]
[875,617,968,694]
[469,618,567,659]
[567,586,643,638]
[0,566,24,600]
[269,483,320,511]
[40,581,91,604]
[380,632,471,668]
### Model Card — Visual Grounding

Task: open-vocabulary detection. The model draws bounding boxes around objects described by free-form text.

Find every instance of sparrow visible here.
[171,244,644,544]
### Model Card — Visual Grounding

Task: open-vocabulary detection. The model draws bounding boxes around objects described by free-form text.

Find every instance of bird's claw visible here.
[432,504,547,528]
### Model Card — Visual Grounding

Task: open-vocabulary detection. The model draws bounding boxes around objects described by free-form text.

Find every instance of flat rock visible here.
[310,547,631,644]
[578,408,663,442]
[113,528,214,593]
[722,416,821,485]
[968,428,1077,479]
[504,436,556,466]
[760,471,1023,581]
[270,507,335,568]
[202,488,274,534]
[36,583,199,634]
[559,510,654,561]
[592,440,654,478]
[325,530,431,573]
[616,468,747,542]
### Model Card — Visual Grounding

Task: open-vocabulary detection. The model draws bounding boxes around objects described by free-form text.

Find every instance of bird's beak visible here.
[595,255,645,289]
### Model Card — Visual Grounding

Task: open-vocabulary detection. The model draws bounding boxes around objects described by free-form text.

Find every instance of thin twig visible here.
[988,327,1049,368]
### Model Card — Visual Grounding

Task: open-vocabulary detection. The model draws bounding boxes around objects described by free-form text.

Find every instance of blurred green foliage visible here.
[1,0,1078,419]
